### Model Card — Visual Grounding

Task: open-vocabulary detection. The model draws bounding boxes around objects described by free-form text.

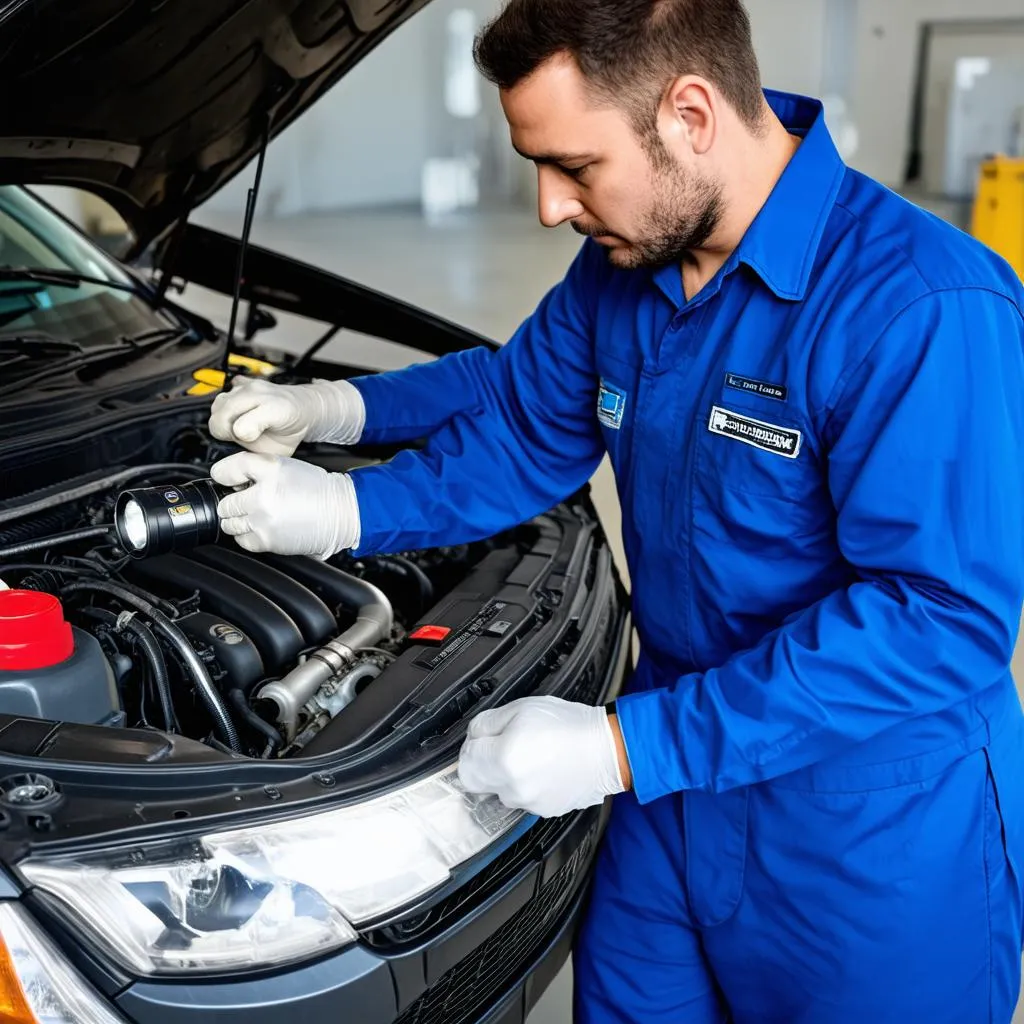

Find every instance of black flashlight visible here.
[114,479,229,559]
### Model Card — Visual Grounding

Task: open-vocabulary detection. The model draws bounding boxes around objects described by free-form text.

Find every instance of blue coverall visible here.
[346,91,1024,1021]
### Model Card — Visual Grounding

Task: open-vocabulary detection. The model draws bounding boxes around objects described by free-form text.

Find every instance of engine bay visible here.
[0,404,553,763]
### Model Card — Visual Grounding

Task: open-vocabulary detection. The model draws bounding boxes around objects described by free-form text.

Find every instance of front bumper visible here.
[110,803,604,1024]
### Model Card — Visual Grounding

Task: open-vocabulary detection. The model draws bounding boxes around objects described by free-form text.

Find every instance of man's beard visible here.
[572,153,723,271]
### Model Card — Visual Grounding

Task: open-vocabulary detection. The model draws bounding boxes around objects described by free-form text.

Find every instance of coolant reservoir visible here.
[0,590,122,725]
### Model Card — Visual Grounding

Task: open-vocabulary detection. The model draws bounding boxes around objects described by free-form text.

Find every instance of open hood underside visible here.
[0,0,430,253]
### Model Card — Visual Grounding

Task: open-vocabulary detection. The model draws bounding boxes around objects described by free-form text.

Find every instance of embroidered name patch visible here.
[724,372,788,402]
[597,380,627,429]
[708,406,802,459]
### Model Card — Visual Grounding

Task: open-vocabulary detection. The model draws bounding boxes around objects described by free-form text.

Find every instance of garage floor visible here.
[184,196,1021,1023]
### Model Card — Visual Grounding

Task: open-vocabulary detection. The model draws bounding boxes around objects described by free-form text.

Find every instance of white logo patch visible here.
[708,406,802,459]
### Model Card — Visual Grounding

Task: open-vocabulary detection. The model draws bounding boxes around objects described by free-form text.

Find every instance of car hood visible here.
[0,0,432,253]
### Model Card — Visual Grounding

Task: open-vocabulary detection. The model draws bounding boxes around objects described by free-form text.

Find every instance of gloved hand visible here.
[210,451,360,559]
[208,376,366,457]
[457,696,628,818]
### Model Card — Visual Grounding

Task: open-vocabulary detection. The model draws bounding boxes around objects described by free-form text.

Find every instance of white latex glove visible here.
[210,451,360,559]
[457,696,626,818]
[208,376,366,456]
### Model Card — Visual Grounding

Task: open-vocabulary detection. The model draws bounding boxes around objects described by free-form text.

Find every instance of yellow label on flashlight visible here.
[167,504,194,517]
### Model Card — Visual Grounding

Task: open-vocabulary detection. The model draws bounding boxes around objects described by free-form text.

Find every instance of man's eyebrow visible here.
[511,141,594,165]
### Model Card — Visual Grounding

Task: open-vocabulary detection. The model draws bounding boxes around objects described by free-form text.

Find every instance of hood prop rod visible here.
[221,113,271,382]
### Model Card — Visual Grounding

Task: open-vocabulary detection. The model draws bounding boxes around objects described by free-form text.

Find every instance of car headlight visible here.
[17,766,522,975]
[0,902,127,1023]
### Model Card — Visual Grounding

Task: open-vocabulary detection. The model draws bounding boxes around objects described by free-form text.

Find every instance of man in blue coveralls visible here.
[207,0,1024,1019]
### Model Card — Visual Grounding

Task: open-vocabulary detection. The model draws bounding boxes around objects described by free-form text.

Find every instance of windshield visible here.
[0,186,177,343]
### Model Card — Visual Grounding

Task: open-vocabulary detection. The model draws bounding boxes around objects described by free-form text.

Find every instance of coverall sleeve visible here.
[347,239,607,554]
[615,287,1024,802]
[347,345,499,446]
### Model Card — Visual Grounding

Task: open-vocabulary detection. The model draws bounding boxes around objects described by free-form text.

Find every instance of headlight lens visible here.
[0,902,127,1023]
[19,766,521,975]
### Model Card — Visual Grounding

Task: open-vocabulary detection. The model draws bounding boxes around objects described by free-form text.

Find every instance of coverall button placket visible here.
[630,299,717,664]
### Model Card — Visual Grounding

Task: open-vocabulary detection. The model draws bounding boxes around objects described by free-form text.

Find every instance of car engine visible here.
[0,424,505,761]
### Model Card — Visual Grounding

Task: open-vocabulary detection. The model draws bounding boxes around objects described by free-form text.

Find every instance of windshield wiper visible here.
[0,266,148,299]
[118,326,195,347]
[0,330,193,399]
[0,333,83,354]
[0,333,83,372]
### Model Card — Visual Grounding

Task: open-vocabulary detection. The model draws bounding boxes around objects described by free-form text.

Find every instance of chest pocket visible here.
[692,393,833,562]
[686,392,841,663]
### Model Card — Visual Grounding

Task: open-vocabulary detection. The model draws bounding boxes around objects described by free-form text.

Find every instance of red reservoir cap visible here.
[0,590,75,670]
[409,625,451,644]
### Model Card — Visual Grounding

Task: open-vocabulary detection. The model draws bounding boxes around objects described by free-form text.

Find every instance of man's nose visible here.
[537,167,584,228]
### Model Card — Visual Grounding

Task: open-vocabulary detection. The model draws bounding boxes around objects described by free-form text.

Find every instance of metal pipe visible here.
[288,661,382,753]
[310,661,381,720]
[256,573,392,740]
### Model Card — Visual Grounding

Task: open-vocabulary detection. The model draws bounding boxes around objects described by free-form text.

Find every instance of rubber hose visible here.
[96,578,182,619]
[228,689,282,757]
[9,560,181,618]
[82,606,179,735]
[62,580,241,753]
[0,463,204,527]
[0,525,115,560]
[0,563,89,579]
[120,617,179,734]
[382,554,433,608]
[0,510,75,548]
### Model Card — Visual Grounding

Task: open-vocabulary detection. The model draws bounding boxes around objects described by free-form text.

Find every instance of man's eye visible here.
[561,165,589,180]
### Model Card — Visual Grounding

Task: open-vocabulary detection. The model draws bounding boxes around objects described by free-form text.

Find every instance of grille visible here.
[393,831,595,1024]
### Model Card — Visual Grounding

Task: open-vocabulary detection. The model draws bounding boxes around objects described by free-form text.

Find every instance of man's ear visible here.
[659,76,716,156]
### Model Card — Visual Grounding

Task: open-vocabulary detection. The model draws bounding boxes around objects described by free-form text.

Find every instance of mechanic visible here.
[206,0,1024,1020]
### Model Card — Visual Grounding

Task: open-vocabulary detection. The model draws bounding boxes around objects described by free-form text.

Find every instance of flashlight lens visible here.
[121,499,148,551]
[114,479,227,559]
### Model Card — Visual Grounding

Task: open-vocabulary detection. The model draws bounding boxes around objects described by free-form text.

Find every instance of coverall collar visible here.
[652,89,847,307]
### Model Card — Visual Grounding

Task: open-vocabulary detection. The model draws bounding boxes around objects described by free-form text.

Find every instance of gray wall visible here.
[744,0,1024,187]
[195,0,1024,217]
[851,0,1024,185]
[745,0,827,98]
[920,21,1024,194]
[198,0,511,219]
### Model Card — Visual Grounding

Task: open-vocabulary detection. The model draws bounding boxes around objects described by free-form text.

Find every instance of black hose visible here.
[0,463,205,527]
[81,606,179,734]
[62,580,241,753]
[228,688,282,757]
[0,561,181,618]
[120,617,179,734]
[94,578,182,619]
[0,525,115,560]
[383,554,434,608]
[0,563,89,579]
[0,510,75,547]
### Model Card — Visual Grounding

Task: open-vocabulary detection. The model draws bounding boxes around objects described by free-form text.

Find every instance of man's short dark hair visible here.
[474,0,766,138]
